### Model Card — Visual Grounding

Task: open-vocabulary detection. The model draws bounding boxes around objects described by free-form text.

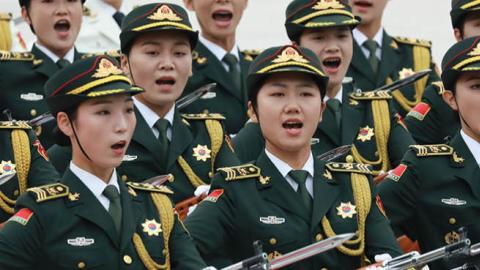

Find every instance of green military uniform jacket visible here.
[378,132,479,269]
[0,169,206,269]
[0,121,59,222]
[404,82,460,144]
[233,83,414,175]
[347,31,440,117]
[48,107,240,203]
[179,41,258,135]
[0,45,83,148]
[185,151,402,269]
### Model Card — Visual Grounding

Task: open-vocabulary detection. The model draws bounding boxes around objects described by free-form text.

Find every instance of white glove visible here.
[194,184,211,197]
[202,267,217,270]
[364,253,393,270]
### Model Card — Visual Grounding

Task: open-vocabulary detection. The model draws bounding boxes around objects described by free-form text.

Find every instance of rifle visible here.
[26,83,217,128]
[451,242,480,270]
[221,232,355,270]
[358,228,471,270]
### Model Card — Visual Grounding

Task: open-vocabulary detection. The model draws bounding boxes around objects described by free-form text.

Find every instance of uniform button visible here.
[315,233,323,242]
[162,249,167,256]
[30,109,37,117]
[269,238,277,245]
[321,268,328,270]
[77,261,86,269]
[13,190,19,197]
[203,109,209,114]
[449,218,456,225]
[121,175,128,181]
[208,172,214,178]
[345,155,354,163]
[123,255,132,265]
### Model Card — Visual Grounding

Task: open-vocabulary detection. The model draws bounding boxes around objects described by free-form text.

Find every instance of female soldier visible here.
[0,55,208,269]
[48,3,239,204]
[185,44,402,269]
[233,0,414,177]
[379,36,480,270]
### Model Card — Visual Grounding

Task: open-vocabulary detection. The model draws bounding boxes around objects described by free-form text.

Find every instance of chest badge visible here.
[20,92,43,101]
[0,160,16,175]
[192,144,211,162]
[142,219,162,236]
[441,198,467,206]
[67,237,95,247]
[336,202,357,219]
[122,155,138,161]
[357,126,374,142]
[259,216,285,225]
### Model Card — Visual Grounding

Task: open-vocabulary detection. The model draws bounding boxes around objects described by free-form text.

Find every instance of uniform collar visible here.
[264,148,314,179]
[460,129,480,166]
[133,97,175,128]
[34,42,75,63]
[324,85,343,104]
[353,27,384,49]
[199,35,240,63]
[69,161,120,198]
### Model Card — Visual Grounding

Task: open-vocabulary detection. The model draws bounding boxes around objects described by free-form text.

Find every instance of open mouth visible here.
[323,57,341,70]
[282,121,303,129]
[54,19,71,32]
[212,10,233,22]
[353,1,373,8]
[111,140,126,151]
[155,77,176,86]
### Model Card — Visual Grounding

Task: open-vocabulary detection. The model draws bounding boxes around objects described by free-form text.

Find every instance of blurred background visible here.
[2,0,454,65]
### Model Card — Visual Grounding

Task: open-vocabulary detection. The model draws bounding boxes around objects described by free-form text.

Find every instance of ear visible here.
[442,89,459,111]
[183,0,194,11]
[21,6,31,25]
[57,112,74,138]
[453,28,463,42]
[120,55,130,77]
[247,101,258,123]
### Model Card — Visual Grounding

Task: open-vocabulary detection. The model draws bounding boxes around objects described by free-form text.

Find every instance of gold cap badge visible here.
[148,5,182,21]
[272,47,309,64]
[92,58,123,78]
[313,0,345,10]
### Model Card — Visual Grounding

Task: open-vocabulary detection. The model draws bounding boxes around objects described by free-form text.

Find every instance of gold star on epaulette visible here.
[323,169,333,180]
[452,152,464,164]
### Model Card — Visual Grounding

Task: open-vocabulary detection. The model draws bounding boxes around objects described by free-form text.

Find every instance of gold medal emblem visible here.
[398,68,415,80]
[92,58,123,78]
[356,126,374,142]
[192,144,211,162]
[336,202,357,219]
[0,160,16,175]
[142,219,162,236]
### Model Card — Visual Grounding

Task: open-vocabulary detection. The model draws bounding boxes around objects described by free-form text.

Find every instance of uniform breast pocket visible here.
[56,247,105,269]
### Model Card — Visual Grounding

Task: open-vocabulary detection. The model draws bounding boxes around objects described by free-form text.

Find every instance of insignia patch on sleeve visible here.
[386,164,407,182]
[407,102,431,121]
[204,189,224,203]
[9,208,33,226]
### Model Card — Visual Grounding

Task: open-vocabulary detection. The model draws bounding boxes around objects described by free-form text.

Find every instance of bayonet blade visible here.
[177,83,217,109]
[316,145,352,161]
[377,69,431,93]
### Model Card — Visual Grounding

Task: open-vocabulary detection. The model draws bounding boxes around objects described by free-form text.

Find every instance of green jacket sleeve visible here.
[232,122,265,163]
[387,101,415,167]
[27,131,60,186]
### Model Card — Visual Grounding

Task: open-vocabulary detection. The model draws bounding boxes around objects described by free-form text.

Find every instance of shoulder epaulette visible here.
[81,50,122,59]
[0,51,35,61]
[393,36,432,48]
[242,49,262,61]
[217,164,260,181]
[192,50,207,65]
[349,90,392,100]
[0,121,31,129]
[27,183,69,203]
[431,81,445,95]
[325,162,373,175]
[0,13,12,21]
[126,182,173,195]
[181,113,225,121]
[409,144,453,157]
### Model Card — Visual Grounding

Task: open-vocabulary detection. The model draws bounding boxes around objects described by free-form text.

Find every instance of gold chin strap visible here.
[0,129,30,214]
[133,192,174,270]
[321,172,372,265]
[351,99,391,175]
[391,45,431,112]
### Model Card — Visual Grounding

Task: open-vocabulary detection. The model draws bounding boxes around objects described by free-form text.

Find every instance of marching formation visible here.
[0,0,479,269]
